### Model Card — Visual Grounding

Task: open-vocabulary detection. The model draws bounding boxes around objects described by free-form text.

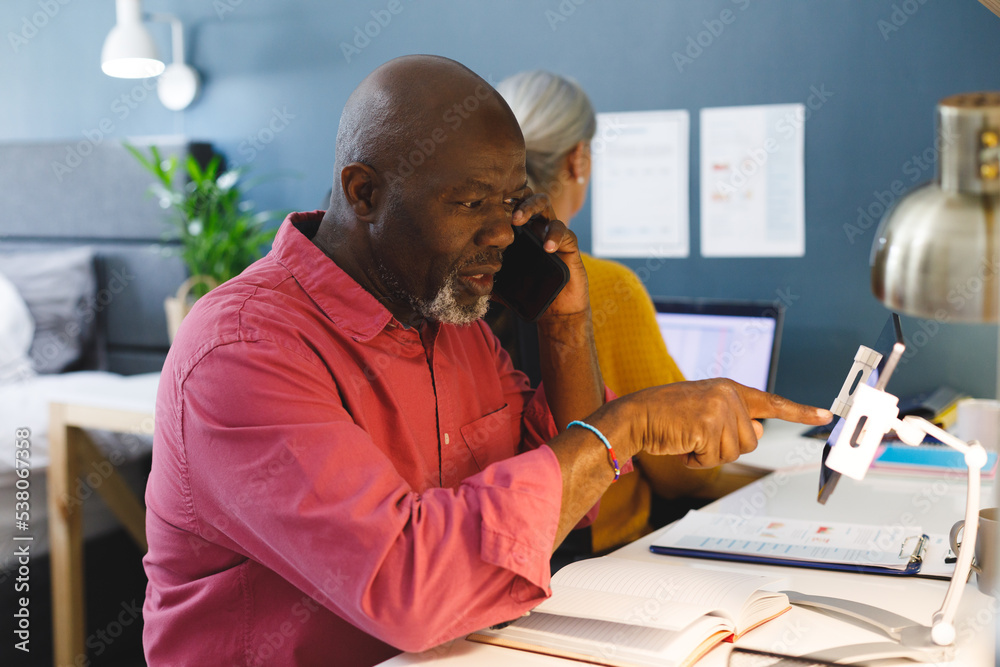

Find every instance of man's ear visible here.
[340,162,380,220]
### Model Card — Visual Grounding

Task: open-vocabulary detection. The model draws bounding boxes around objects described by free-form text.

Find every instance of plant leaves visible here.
[125,142,290,285]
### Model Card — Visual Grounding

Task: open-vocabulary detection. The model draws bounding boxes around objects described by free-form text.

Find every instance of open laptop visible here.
[651,298,784,393]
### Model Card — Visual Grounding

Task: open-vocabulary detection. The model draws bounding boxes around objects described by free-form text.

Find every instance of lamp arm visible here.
[148,13,186,65]
[896,415,988,646]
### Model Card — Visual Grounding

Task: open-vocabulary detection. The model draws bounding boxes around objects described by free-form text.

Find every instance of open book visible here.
[467,556,789,667]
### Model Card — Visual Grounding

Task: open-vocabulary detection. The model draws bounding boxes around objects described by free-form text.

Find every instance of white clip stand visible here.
[825,384,897,480]
[824,381,987,647]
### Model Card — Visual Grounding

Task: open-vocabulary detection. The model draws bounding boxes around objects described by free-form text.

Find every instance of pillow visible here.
[0,247,100,374]
[0,271,36,384]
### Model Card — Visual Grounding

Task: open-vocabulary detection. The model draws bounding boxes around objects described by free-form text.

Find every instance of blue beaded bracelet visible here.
[567,420,620,482]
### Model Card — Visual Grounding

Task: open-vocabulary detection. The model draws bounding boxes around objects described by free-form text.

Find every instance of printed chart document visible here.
[700,104,805,257]
[467,556,789,667]
[591,110,690,259]
[650,511,929,575]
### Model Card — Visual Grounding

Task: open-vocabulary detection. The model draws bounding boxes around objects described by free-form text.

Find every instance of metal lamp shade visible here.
[872,92,1000,323]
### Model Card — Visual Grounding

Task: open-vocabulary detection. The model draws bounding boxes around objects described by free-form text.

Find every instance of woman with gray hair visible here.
[494,70,724,556]
[498,70,596,221]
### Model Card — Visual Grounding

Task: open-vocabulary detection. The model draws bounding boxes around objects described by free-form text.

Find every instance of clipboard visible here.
[650,534,928,576]
[649,511,929,577]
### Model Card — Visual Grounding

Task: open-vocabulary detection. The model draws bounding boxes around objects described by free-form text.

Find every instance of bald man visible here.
[142,55,830,667]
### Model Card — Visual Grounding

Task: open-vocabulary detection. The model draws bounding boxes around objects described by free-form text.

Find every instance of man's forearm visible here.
[535,308,614,552]
[535,309,605,432]
[547,398,640,548]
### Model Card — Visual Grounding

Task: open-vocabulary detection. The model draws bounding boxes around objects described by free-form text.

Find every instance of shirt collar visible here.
[270,211,393,342]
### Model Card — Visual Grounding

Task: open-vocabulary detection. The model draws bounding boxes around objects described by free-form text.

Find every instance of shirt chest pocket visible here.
[459,403,519,471]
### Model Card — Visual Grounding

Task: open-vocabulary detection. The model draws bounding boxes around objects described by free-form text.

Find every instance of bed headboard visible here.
[0,139,213,375]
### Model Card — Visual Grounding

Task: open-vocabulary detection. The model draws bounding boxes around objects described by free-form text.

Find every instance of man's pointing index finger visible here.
[738,384,833,426]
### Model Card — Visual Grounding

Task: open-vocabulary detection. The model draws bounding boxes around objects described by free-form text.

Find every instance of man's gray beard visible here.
[377,262,489,326]
[422,272,490,325]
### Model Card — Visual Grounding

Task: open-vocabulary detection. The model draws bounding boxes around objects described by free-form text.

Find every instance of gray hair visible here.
[496,70,596,192]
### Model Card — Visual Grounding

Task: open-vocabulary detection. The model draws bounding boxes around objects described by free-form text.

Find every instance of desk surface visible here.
[379,424,997,666]
[733,418,825,473]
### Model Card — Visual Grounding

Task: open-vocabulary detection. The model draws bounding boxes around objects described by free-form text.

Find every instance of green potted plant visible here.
[125,143,283,341]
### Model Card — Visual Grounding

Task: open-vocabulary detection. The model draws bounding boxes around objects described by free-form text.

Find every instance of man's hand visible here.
[623,379,833,467]
[511,193,589,319]
[548,379,831,549]
[509,193,603,434]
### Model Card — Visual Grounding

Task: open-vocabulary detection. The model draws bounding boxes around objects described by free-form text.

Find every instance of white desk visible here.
[380,424,996,666]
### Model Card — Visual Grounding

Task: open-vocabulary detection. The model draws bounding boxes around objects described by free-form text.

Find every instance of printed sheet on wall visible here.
[700,104,805,258]
[591,109,690,259]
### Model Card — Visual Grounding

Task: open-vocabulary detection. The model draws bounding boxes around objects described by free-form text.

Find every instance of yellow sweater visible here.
[582,254,719,552]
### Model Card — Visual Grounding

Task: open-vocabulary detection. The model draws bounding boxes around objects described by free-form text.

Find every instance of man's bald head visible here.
[333,55,523,189]
[317,56,530,328]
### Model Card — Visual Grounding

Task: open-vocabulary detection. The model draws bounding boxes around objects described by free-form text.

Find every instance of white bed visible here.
[0,371,158,571]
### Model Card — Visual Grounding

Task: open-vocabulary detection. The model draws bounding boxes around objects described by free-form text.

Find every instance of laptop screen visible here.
[652,299,783,392]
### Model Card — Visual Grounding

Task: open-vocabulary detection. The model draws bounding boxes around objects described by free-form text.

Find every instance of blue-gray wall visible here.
[3,0,999,406]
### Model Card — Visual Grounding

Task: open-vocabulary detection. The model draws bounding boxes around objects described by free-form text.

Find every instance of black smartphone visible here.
[492,223,570,323]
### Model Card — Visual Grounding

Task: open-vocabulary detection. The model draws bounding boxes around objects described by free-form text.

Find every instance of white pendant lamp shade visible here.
[101,0,165,78]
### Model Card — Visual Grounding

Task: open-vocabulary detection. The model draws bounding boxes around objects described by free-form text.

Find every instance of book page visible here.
[652,511,920,569]
[470,613,728,667]
[535,586,709,631]
[539,556,783,628]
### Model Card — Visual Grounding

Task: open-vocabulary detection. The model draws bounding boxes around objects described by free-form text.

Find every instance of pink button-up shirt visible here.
[143,212,606,666]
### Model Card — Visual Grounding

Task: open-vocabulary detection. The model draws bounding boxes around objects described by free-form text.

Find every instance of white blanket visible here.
[0,370,158,478]
[0,371,158,568]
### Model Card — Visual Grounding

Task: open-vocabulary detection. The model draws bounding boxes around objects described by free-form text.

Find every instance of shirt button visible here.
[513,551,527,564]
[444,433,450,445]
